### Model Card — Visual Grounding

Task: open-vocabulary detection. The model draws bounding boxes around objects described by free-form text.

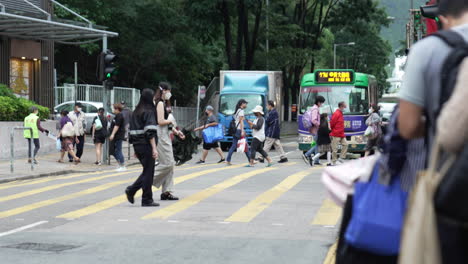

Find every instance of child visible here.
[311,113,332,166]
[246,105,273,167]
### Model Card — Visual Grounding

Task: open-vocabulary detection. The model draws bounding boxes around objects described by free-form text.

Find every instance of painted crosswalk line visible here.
[0,168,140,191]
[310,199,342,226]
[56,164,246,219]
[142,166,279,220]
[0,179,131,219]
[226,166,312,223]
[0,169,140,203]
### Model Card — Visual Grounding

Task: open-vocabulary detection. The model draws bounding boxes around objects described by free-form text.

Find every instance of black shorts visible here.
[203,141,219,150]
[94,135,106,144]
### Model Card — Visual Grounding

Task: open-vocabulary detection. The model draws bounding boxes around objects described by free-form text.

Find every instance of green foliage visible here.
[0,85,49,121]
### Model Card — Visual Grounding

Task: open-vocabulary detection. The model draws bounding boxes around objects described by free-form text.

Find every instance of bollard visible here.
[10,127,34,173]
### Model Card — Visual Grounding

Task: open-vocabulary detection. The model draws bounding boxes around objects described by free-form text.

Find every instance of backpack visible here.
[302,107,315,130]
[227,109,240,136]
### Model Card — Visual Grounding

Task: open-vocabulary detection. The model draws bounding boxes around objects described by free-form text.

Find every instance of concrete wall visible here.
[0,121,59,160]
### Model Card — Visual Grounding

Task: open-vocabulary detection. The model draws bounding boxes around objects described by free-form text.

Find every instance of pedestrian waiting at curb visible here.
[92,108,108,166]
[258,100,288,164]
[194,105,225,164]
[125,88,159,207]
[23,106,49,164]
[67,102,86,163]
[58,110,80,164]
[109,103,126,171]
[246,105,272,167]
[330,101,348,165]
[310,113,332,167]
[226,99,251,166]
[302,96,325,165]
[153,82,179,201]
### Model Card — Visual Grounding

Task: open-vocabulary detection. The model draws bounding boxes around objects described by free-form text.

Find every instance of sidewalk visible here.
[0,141,139,183]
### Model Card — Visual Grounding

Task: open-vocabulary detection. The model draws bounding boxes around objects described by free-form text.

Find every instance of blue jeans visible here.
[305,134,319,157]
[112,139,125,165]
[226,129,250,162]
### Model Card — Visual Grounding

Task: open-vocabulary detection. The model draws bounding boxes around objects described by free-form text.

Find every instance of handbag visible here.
[321,154,380,207]
[94,117,103,130]
[236,137,247,153]
[202,124,224,144]
[61,122,75,137]
[398,138,455,264]
[344,164,408,256]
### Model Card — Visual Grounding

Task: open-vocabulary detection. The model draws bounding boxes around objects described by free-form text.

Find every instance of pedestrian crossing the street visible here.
[0,161,341,226]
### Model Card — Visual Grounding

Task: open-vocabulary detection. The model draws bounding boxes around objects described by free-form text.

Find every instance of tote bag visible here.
[61,122,75,137]
[345,164,408,256]
[398,139,455,264]
[236,137,247,153]
[202,124,224,144]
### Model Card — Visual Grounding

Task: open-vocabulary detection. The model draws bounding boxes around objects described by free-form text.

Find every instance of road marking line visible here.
[226,165,312,223]
[0,168,140,190]
[56,164,246,219]
[272,223,284,226]
[217,221,231,224]
[142,166,278,220]
[310,199,341,226]
[0,180,129,219]
[177,163,221,171]
[0,220,48,237]
[0,170,139,203]
[322,242,337,264]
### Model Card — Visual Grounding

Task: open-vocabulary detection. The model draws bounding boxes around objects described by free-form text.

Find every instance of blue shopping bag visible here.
[202,124,224,144]
[344,164,408,256]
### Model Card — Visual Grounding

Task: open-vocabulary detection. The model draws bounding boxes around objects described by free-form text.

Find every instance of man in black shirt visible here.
[110,103,126,171]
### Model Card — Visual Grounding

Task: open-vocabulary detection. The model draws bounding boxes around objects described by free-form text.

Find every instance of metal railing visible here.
[54,84,140,109]
[172,107,198,130]
[10,127,34,173]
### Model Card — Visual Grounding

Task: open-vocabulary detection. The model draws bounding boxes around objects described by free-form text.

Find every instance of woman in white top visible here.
[246,105,272,167]
[226,99,251,165]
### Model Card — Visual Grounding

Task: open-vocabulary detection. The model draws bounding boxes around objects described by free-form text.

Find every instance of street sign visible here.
[199,85,206,100]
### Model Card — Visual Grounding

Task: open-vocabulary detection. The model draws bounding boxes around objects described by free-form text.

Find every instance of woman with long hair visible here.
[91,107,107,166]
[125,88,159,207]
[153,82,182,201]
[226,99,250,165]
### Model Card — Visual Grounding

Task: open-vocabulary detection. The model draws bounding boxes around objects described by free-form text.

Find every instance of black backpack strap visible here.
[432,30,466,48]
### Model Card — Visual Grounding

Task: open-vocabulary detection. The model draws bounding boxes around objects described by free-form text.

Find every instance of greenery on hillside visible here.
[55,0,392,114]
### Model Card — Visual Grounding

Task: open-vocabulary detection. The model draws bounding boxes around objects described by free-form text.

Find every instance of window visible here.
[55,103,74,113]
[10,58,31,99]
[219,94,264,115]
[83,103,98,113]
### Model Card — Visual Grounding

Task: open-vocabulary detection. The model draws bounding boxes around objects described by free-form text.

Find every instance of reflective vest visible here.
[24,113,39,139]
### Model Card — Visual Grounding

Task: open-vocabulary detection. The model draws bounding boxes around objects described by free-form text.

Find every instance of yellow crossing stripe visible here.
[0,168,140,191]
[322,241,337,264]
[0,180,130,219]
[142,166,278,220]
[226,165,313,223]
[0,169,139,203]
[177,163,221,171]
[56,164,246,219]
[310,199,342,226]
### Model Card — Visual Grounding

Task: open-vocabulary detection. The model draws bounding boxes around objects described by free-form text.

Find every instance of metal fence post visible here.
[85,84,90,102]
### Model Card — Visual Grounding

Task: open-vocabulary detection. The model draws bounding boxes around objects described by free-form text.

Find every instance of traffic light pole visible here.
[102,35,110,165]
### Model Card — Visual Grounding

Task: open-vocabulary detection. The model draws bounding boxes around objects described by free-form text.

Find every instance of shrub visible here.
[0,85,50,121]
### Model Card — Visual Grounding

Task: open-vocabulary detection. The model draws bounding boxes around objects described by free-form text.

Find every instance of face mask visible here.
[165,92,172,100]
[77,107,82,112]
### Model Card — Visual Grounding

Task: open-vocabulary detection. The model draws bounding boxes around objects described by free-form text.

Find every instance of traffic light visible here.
[97,50,117,82]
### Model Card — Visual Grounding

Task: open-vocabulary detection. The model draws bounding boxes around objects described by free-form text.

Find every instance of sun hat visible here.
[252,105,264,115]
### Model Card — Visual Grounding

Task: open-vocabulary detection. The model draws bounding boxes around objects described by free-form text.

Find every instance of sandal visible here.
[74,158,81,165]
[57,160,64,163]
[161,192,179,201]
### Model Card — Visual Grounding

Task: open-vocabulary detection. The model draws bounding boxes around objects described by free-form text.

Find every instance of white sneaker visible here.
[116,166,127,172]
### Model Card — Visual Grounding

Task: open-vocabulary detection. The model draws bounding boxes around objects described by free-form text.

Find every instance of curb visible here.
[0,161,140,184]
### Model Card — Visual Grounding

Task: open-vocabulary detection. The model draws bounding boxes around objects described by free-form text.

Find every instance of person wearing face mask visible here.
[364,104,382,157]
[330,101,348,165]
[226,99,251,166]
[67,102,86,162]
[153,82,179,201]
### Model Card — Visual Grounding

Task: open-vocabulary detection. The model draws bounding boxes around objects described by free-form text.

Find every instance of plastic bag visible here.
[345,165,408,256]
[237,137,247,153]
[94,118,103,130]
[202,124,224,144]
[56,139,62,151]
[364,125,374,137]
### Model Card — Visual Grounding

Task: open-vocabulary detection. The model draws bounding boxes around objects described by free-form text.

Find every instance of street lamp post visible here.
[333,42,355,69]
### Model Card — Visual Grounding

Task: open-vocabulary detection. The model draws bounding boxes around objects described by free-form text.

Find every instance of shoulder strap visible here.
[433,30,466,48]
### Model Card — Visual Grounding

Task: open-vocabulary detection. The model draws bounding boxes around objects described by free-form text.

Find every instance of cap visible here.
[206,105,214,111]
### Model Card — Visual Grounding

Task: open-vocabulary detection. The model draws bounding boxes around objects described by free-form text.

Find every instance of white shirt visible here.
[235,109,245,127]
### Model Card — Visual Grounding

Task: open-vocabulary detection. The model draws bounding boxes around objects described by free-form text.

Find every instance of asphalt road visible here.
[0,139,341,264]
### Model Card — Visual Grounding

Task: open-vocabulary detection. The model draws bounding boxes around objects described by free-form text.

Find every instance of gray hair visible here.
[30,106,38,113]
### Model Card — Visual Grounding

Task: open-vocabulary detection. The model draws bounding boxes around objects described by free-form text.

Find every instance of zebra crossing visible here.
[0,161,341,228]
